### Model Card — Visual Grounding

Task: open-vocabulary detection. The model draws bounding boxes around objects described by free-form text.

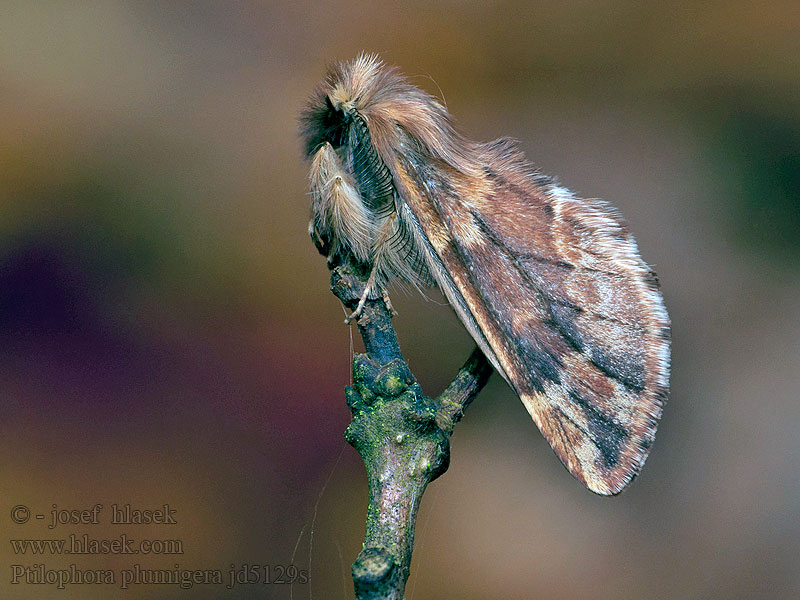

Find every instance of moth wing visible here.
[394,142,670,495]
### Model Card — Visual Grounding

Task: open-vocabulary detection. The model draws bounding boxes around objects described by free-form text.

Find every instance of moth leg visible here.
[345,215,399,323]
[345,295,366,324]
[344,285,371,324]
[308,219,329,257]
[345,282,397,323]
[381,288,398,317]
[345,269,388,324]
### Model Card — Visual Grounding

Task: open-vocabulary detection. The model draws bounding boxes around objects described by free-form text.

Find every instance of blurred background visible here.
[1,2,798,599]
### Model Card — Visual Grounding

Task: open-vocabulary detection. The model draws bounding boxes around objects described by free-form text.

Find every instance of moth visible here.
[300,54,670,495]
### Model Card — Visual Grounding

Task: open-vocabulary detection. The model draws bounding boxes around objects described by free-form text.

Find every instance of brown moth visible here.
[300,54,670,495]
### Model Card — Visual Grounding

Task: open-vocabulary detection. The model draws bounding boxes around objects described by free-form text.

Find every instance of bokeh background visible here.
[2,2,798,599]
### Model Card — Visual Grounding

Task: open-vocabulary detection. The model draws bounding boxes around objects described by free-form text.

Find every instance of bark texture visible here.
[330,262,492,599]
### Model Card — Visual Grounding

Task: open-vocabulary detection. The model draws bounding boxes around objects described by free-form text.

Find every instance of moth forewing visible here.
[300,53,670,495]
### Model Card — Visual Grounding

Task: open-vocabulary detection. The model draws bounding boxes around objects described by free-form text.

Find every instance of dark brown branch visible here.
[435,346,494,434]
[330,261,492,599]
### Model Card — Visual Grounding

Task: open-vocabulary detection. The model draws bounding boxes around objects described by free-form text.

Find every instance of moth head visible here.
[299,53,380,158]
[300,54,473,176]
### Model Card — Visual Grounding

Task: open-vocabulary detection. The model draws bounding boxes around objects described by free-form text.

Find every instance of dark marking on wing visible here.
[643,269,661,292]
[439,238,563,393]
[469,209,573,270]
[588,347,646,392]
[568,392,628,469]
[548,302,585,351]
[514,334,563,392]
[548,301,646,392]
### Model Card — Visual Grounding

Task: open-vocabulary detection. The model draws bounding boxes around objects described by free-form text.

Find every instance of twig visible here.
[330,261,492,599]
